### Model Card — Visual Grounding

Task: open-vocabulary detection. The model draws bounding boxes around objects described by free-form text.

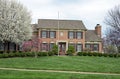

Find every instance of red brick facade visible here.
[32,19,102,54]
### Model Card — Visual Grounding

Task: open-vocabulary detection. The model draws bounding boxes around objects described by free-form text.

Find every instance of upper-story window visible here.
[50,31,56,38]
[76,32,83,39]
[41,31,47,38]
[68,31,74,39]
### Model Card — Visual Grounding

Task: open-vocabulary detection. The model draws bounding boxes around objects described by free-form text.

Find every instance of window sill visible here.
[50,37,55,39]
[41,37,47,38]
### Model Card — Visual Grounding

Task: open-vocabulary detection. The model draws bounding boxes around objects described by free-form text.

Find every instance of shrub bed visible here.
[48,51,54,56]
[0,51,120,58]
[77,52,83,56]
[77,52,120,58]
[0,52,49,58]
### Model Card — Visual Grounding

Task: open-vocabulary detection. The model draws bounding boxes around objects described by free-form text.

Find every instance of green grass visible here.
[0,56,120,73]
[0,70,120,79]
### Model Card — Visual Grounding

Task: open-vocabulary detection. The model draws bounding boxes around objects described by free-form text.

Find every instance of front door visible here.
[59,42,66,55]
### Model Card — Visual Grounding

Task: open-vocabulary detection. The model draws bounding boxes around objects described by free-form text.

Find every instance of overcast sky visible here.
[18,0,120,35]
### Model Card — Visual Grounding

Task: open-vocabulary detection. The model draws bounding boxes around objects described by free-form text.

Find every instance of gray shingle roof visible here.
[85,30,102,42]
[37,19,87,30]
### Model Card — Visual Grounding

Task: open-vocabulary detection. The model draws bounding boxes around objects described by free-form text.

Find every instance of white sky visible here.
[18,0,120,35]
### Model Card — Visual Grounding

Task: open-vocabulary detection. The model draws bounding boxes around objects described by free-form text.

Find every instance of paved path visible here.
[0,67,120,76]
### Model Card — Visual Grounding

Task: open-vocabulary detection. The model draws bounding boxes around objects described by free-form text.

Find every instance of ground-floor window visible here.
[85,44,91,49]
[9,43,16,51]
[85,44,91,51]
[68,43,76,50]
[68,43,83,52]
[93,44,99,51]
[76,44,82,52]
[41,43,48,51]
[0,42,4,51]
[85,44,99,51]
[49,43,54,51]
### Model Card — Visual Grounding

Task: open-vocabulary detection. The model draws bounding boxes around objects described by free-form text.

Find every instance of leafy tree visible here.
[0,0,32,53]
[104,5,120,53]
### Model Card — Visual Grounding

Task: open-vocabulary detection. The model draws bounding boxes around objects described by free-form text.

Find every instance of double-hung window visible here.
[41,43,48,51]
[93,44,99,51]
[85,44,91,50]
[49,43,54,51]
[41,31,47,38]
[50,31,56,38]
[0,42,4,51]
[68,31,74,39]
[9,43,15,51]
[76,32,82,39]
[76,44,82,52]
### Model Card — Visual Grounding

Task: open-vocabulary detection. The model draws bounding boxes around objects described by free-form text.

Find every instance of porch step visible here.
[59,52,65,55]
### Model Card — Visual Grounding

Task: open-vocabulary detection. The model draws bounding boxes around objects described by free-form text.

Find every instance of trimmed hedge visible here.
[77,52,120,58]
[38,52,48,56]
[0,52,49,58]
[77,52,83,56]
[48,51,54,56]
[0,51,120,58]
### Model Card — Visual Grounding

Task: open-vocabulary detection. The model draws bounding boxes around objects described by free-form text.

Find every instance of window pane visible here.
[93,44,99,51]
[77,44,82,52]
[68,43,76,51]
[9,43,15,51]
[42,43,48,51]
[42,31,47,38]
[69,31,74,39]
[86,44,91,49]
[50,43,54,50]
[50,31,55,38]
[0,42,4,51]
[77,32,82,39]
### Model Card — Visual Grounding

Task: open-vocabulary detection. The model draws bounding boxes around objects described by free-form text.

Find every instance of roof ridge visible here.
[38,19,82,21]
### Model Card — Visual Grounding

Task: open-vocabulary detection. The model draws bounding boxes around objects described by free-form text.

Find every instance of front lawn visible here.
[0,56,120,73]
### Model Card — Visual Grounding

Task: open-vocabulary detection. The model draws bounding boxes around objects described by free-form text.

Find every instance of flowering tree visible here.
[22,37,41,57]
[0,0,32,53]
[22,41,32,52]
[104,5,120,53]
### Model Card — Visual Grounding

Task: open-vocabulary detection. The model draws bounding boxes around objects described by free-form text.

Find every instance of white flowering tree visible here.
[0,0,32,53]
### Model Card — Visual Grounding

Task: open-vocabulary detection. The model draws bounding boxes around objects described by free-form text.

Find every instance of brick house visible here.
[32,19,102,55]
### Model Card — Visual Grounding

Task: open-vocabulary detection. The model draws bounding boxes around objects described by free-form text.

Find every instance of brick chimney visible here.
[95,24,101,37]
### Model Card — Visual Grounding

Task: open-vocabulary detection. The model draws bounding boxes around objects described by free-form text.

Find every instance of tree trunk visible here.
[117,46,120,53]
[4,41,7,53]
[3,41,10,53]
[16,44,20,52]
[8,41,10,53]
